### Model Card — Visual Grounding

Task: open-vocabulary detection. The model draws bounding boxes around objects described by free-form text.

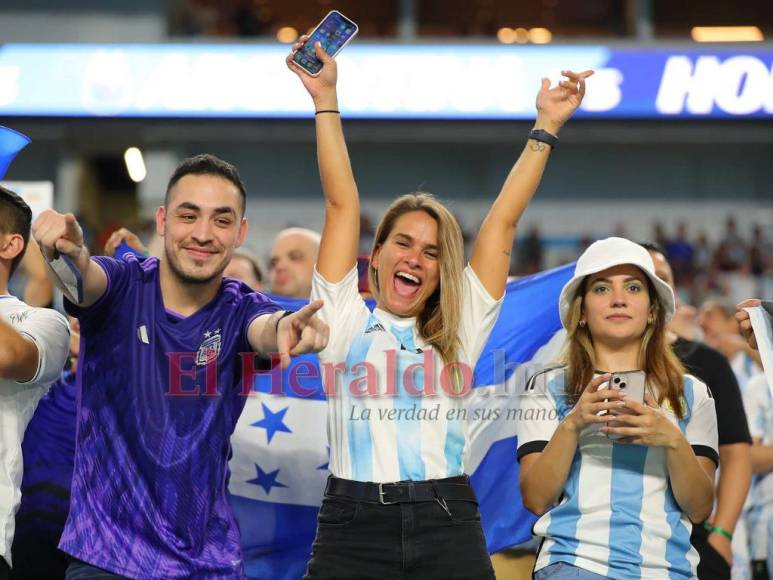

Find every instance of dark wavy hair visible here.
[0,185,32,276]
[166,154,247,215]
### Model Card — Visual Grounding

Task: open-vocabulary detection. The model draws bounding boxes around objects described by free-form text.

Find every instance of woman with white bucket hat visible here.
[517,237,719,579]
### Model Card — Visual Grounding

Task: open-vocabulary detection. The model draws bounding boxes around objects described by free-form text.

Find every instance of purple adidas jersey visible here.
[61,255,281,579]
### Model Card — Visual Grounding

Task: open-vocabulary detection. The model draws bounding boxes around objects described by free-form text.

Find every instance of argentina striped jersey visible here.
[310,265,502,483]
[518,367,718,579]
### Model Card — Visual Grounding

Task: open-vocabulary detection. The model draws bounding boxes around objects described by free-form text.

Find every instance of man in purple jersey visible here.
[32,154,329,580]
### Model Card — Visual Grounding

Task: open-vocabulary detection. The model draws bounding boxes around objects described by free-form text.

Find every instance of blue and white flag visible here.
[228,262,574,579]
[0,125,30,179]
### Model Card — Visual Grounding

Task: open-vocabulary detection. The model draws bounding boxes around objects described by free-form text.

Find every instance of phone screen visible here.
[292,11,358,75]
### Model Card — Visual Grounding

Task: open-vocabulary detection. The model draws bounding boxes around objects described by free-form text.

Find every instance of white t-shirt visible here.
[517,366,718,579]
[0,295,69,567]
[310,265,502,483]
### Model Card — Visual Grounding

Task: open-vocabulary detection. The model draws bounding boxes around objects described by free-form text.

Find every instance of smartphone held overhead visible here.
[292,10,358,76]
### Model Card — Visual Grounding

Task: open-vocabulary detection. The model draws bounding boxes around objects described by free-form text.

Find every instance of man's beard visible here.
[165,246,225,286]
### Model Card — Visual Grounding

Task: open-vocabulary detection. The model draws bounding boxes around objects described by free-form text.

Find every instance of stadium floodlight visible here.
[124,147,146,183]
[276,27,299,44]
[529,28,553,44]
[496,28,516,44]
[691,26,764,42]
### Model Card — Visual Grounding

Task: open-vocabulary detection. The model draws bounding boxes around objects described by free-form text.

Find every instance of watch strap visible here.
[529,128,559,149]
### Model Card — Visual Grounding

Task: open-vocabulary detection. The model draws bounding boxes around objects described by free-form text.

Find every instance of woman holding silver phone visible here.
[518,237,719,579]
[286,33,590,579]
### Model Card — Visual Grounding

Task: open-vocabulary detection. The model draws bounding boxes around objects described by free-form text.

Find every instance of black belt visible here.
[325,475,477,505]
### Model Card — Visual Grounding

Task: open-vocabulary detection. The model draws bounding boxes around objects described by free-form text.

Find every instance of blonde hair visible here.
[560,274,687,418]
[369,193,464,366]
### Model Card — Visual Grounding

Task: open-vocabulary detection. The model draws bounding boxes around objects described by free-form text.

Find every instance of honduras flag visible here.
[0,125,30,178]
[228,263,573,579]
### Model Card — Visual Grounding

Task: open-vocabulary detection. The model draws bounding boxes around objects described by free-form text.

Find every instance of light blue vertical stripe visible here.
[748,495,763,558]
[545,452,582,566]
[389,324,426,481]
[663,489,693,579]
[546,373,572,420]
[543,371,583,565]
[343,315,377,481]
[744,355,754,378]
[606,443,647,578]
[756,407,766,435]
[664,376,695,579]
[748,385,773,557]
[677,377,694,433]
[444,411,465,477]
[768,516,773,570]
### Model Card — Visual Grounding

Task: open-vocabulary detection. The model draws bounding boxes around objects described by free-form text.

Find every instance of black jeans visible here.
[0,557,9,580]
[304,476,495,580]
[691,523,730,580]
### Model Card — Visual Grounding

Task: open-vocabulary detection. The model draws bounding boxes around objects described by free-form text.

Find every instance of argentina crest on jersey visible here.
[196,328,222,365]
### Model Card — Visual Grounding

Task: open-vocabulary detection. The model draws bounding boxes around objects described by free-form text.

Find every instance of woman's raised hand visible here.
[535,69,594,134]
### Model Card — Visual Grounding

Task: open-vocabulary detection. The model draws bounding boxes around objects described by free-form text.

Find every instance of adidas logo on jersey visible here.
[364,322,386,334]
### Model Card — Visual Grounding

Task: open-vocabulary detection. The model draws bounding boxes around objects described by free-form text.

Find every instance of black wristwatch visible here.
[528,128,559,149]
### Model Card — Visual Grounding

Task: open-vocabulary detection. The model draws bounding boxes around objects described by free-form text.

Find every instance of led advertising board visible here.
[0,44,770,119]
